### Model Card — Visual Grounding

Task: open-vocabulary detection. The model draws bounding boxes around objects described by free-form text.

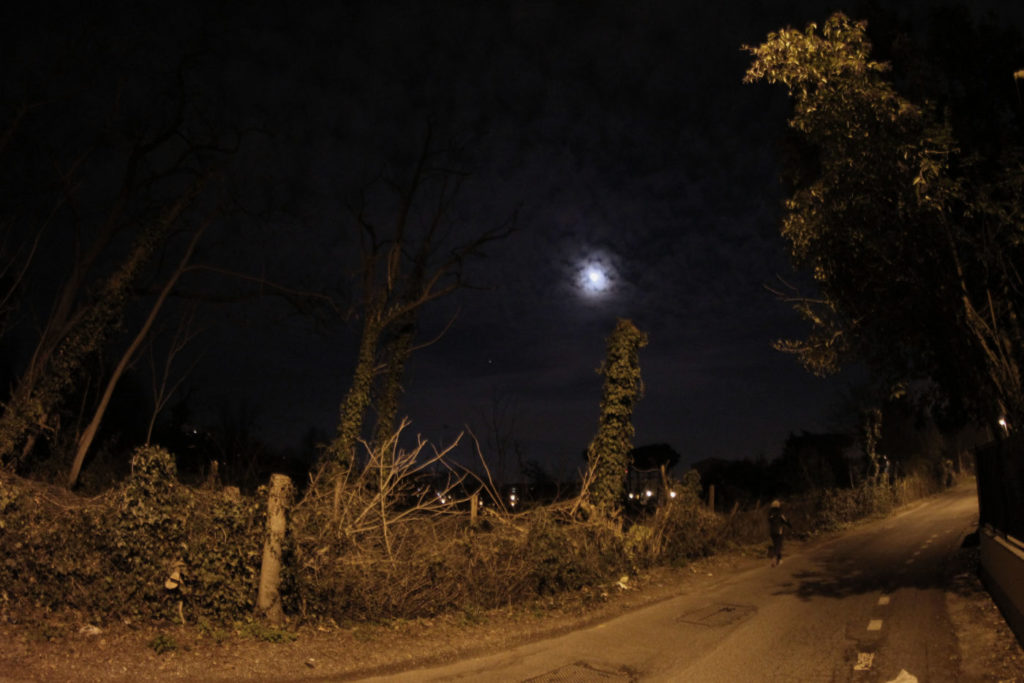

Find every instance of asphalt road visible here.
[357,483,979,682]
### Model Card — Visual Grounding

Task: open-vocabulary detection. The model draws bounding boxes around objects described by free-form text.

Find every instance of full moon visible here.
[579,262,610,295]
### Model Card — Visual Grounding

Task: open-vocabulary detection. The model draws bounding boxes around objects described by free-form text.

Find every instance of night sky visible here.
[5,1,1020,482]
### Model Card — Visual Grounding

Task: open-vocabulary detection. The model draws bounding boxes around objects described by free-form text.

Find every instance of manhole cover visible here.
[523,661,635,682]
[677,603,756,627]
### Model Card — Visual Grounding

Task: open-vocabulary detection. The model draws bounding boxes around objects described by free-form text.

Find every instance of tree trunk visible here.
[330,314,383,468]
[330,313,383,520]
[256,473,294,627]
[0,186,197,468]
[68,226,203,487]
[585,318,648,510]
[373,317,416,460]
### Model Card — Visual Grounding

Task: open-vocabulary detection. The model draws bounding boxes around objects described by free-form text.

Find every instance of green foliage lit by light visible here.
[586,319,648,511]
[148,633,179,654]
[111,445,264,621]
[0,445,263,625]
[744,11,1024,424]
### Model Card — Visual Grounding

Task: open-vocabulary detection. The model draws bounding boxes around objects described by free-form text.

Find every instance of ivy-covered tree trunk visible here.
[327,310,384,520]
[319,133,513,523]
[862,407,883,482]
[585,318,648,511]
[328,313,384,469]
[0,190,195,470]
[68,224,205,487]
[372,316,416,462]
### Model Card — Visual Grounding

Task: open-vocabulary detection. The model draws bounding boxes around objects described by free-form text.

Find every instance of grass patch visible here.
[238,621,298,643]
[148,633,179,654]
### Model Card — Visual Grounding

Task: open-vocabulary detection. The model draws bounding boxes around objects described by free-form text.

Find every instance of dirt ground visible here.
[1,538,1021,683]
[945,542,1024,683]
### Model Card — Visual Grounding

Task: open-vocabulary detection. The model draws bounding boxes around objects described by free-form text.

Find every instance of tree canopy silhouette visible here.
[745,10,1024,428]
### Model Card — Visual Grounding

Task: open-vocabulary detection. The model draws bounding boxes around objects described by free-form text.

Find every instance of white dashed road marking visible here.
[867,619,884,631]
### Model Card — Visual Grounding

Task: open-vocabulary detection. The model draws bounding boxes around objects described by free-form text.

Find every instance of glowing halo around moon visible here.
[578,260,612,296]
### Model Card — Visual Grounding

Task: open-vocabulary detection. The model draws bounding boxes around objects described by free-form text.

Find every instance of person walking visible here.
[768,499,792,566]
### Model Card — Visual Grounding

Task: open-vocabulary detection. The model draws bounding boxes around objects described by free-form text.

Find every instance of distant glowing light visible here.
[579,262,611,295]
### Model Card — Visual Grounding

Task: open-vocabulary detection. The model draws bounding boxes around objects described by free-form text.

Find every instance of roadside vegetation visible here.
[0,423,960,636]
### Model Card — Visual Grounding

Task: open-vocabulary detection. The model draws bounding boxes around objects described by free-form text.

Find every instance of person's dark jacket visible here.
[768,508,791,537]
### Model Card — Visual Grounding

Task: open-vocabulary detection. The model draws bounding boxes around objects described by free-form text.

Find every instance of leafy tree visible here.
[585,318,648,511]
[629,443,680,472]
[744,11,1024,428]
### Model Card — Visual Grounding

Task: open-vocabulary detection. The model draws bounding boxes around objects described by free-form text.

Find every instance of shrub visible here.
[1,431,961,632]
[105,445,264,622]
[148,633,179,654]
[0,445,263,626]
[290,459,632,623]
[636,495,722,566]
[523,512,623,595]
[289,426,632,622]
[239,620,298,642]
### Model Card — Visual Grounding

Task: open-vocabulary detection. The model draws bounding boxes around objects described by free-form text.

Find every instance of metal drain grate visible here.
[523,661,635,682]
[677,602,757,627]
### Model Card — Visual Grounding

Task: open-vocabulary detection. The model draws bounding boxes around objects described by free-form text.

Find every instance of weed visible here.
[239,620,298,643]
[30,623,65,642]
[350,626,376,642]
[148,633,178,654]
[196,617,230,645]
[459,604,486,626]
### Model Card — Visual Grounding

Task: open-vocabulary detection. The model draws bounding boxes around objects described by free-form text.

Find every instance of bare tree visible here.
[0,47,238,473]
[298,419,477,560]
[0,179,206,470]
[144,304,203,445]
[0,103,47,336]
[473,388,525,486]
[68,220,209,487]
[325,131,514,485]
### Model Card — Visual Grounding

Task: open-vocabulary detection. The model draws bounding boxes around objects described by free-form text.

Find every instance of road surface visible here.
[357,483,978,682]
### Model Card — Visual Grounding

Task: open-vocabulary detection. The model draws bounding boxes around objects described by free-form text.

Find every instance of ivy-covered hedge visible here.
[0,442,958,629]
[0,445,263,625]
